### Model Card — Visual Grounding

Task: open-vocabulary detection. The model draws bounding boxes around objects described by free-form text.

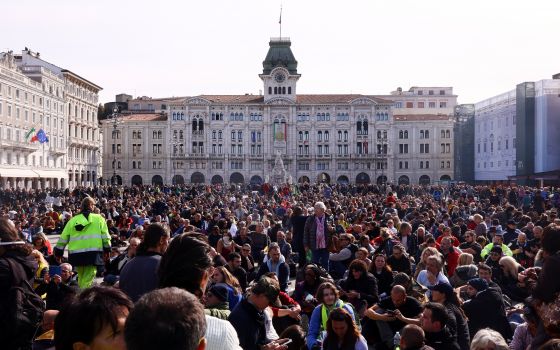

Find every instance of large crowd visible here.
[0,182,559,350]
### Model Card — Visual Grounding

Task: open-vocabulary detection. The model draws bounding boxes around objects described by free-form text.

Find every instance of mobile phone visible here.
[49,265,62,276]
[386,309,396,315]
[280,339,293,346]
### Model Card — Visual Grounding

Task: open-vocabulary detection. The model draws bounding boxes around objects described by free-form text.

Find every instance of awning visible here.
[0,169,38,178]
[34,170,68,179]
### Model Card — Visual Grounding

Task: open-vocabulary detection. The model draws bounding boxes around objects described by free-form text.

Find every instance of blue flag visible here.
[37,129,49,143]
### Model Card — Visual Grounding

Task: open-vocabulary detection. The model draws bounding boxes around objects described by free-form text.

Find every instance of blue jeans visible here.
[312,248,329,271]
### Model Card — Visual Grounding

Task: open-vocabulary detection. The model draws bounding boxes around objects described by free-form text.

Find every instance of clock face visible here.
[274,72,286,83]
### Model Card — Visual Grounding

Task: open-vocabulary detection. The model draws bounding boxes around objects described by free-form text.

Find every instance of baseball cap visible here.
[208,284,229,302]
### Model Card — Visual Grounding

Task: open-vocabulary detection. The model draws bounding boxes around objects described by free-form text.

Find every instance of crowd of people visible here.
[0,182,559,350]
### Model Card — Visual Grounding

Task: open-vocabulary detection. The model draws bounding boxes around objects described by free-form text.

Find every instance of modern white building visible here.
[0,49,102,189]
[474,89,517,181]
[102,38,456,186]
[474,76,560,183]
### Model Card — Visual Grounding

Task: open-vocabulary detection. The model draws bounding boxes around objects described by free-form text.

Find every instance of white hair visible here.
[470,328,508,350]
[314,202,326,211]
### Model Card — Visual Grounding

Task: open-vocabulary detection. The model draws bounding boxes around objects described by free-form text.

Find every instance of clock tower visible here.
[259,37,300,102]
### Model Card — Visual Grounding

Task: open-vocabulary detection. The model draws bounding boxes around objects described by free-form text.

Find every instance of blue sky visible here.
[2,0,559,104]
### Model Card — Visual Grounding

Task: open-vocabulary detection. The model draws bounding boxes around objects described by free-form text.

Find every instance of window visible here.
[440,101,447,108]
[429,90,434,95]
[406,102,413,108]
[439,90,445,95]
[420,143,429,153]
[429,102,436,108]
[418,90,423,95]
[417,102,425,108]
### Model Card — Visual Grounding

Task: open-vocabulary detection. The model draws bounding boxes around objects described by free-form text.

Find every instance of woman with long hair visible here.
[339,259,378,313]
[368,254,394,297]
[216,230,237,259]
[413,246,441,280]
[210,265,243,310]
[31,249,49,290]
[0,218,40,349]
[450,252,478,288]
[32,232,52,257]
[322,307,367,350]
[293,264,326,317]
[307,282,356,350]
[497,256,528,302]
[430,282,470,350]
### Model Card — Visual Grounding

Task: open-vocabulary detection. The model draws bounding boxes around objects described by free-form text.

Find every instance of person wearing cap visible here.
[204,284,231,320]
[54,197,111,289]
[429,282,470,350]
[503,220,520,245]
[480,229,513,259]
[462,278,512,341]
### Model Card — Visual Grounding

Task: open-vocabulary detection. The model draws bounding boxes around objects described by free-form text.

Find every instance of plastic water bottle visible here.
[394,331,401,350]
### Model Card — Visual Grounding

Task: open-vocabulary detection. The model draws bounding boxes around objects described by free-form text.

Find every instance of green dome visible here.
[262,38,298,75]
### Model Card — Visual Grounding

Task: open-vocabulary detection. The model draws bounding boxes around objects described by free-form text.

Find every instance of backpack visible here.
[1,257,45,347]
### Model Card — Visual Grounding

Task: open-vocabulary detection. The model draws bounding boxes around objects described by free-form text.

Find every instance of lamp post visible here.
[378,133,388,192]
[111,107,120,186]
[171,137,180,185]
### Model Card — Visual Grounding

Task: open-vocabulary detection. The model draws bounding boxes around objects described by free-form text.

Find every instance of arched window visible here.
[399,130,403,139]
[356,121,362,134]
[198,120,204,131]
[446,130,450,138]
[269,87,272,94]
[180,112,184,120]
[404,130,408,139]
[420,130,425,139]
[288,87,291,94]
[325,131,329,141]
[274,87,278,94]
[192,119,198,132]
[132,161,136,169]
[179,130,184,139]
[338,130,342,141]
[282,87,286,94]
[441,130,445,138]
[425,130,429,138]
[299,131,303,141]
[363,120,368,134]
[318,131,323,141]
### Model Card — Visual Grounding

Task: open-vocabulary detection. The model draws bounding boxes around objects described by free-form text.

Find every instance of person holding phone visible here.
[36,262,79,310]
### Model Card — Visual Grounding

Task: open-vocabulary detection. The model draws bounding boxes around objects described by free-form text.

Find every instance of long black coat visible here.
[463,288,513,340]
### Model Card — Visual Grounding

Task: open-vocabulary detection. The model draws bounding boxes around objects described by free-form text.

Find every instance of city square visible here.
[0,1,559,350]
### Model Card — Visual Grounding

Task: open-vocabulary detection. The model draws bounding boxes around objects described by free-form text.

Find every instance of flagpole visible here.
[279,4,282,39]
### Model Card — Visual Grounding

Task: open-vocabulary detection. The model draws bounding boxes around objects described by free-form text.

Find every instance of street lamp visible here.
[111,107,120,186]
[377,132,388,191]
[171,137,180,185]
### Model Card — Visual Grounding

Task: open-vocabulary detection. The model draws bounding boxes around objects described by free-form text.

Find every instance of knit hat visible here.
[208,284,228,302]
[490,246,503,255]
[467,278,489,292]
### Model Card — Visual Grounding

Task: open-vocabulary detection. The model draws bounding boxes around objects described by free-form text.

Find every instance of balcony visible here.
[229,154,244,159]
[317,154,332,159]
[297,154,311,159]
[1,140,40,153]
[336,154,350,158]
[356,153,372,158]
[171,153,186,159]
[189,153,209,159]
[249,154,264,159]
[50,146,67,156]
[192,130,204,139]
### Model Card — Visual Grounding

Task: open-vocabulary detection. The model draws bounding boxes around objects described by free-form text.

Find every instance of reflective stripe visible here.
[56,238,69,244]
[69,234,106,242]
[70,247,104,254]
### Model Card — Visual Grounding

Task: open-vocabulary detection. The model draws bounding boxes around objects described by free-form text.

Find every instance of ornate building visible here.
[102,38,455,186]
[0,49,102,189]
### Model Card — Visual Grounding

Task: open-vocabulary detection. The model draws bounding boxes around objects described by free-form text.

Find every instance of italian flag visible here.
[25,127,36,142]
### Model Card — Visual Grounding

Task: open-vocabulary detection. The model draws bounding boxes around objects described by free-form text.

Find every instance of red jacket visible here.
[442,247,460,276]
[270,291,299,317]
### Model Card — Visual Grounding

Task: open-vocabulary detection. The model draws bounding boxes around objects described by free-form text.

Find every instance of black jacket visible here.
[339,272,379,307]
[228,298,268,350]
[463,288,513,340]
[425,327,460,350]
[35,278,79,311]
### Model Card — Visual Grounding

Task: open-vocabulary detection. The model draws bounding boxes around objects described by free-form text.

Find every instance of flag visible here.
[279,6,282,24]
[25,127,36,142]
[31,135,38,142]
[37,129,49,143]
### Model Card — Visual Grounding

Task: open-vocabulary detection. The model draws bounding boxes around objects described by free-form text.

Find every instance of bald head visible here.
[401,324,425,350]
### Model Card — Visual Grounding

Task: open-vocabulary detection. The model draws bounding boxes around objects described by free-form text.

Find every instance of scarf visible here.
[316,216,326,249]
[321,299,344,331]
